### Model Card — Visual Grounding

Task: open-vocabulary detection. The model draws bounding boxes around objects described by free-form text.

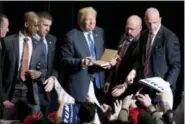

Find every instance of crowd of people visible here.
[0,6,183,124]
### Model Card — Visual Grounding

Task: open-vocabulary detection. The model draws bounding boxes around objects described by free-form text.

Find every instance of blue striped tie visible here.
[87,32,101,89]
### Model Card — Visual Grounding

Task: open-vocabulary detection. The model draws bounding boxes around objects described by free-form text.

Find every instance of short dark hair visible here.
[78,101,96,123]
[0,13,8,27]
[37,11,53,21]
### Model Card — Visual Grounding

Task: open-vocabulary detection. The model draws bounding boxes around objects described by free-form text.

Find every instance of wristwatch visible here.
[147,104,156,113]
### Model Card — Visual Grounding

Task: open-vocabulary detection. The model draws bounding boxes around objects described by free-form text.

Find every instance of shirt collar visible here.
[33,34,45,41]
[19,31,31,41]
[84,31,93,35]
[152,24,161,35]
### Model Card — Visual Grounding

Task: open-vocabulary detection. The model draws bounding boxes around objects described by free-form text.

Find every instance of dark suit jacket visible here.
[2,33,47,104]
[45,34,58,78]
[61,26,105,102]
[133,25,181,91]
[107,34,139,84]
[37,34,58,107]
[0,39,3,109]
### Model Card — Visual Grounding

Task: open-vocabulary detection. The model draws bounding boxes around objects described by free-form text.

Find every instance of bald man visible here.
[127,7,181,97]
[105,15,142,99]
[2,11,47,121]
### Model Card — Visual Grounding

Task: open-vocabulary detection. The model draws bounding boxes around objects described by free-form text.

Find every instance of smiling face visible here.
[81,13,96,32]
[78,7,97,32]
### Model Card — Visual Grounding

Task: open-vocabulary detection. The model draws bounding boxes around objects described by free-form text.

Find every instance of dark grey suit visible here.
[61,26,105,102]
[0,39,3,118]
[107,34,139,85]
[35,33,58,116]
[2,33,47,120]
[45,34,58,78]
[134,25,181,92]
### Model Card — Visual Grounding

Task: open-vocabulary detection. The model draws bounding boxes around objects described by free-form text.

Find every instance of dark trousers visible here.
[3,83,29,121]
[40,105,49,119]
[2,83,40,121]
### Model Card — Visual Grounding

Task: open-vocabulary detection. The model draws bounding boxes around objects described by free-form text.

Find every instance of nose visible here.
[47,27,50,32]
[128,29,132,35]
[36,27,39,31]
[148,23,156,30]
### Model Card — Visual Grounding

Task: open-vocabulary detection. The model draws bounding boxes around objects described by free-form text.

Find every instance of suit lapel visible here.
[12,34,19,70]
[150,26,163,55]
[46,35,52,68]
[78,28,90,56]
[141,31,149,64]
[30,38,39,68]
[93,29,101,59]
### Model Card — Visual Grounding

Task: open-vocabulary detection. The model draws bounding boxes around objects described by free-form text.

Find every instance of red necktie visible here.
[116,39,130,71]
[20,38,29,81]
[144,33,154,77]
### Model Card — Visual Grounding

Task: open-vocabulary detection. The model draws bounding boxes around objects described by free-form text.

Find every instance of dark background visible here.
[0,1,184,107]
[0,1,184,48]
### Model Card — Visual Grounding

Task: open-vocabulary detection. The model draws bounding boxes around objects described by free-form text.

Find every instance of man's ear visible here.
[140,26,142,32]
[160,17,162,23]
[24,22,29,28]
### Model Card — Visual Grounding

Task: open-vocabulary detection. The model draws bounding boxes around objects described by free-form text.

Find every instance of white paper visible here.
[54,77,75,104]
[139,77,173,109]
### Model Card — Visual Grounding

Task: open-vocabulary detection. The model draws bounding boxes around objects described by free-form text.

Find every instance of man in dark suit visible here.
[126,7,181,97]
[33,11,58,117]
[2,11,47,121]
[61,7,106,106]
[104,15,142,102]
[0,13,9,119]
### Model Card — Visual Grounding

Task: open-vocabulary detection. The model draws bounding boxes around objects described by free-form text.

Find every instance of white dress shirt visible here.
[148,24,161,47]
[83,31,101,124]
[18,31,33,71]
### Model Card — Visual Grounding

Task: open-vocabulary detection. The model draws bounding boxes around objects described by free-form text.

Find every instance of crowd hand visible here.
[126,71,136,84]
[85,96,94,103]
[155,91,171,111]
[137,94,152,108]
[44,76,55,92]
[104,82,110,94]
[81,56,93,67]
[102,64,112,69]
[57,99,62,106]
[111,83,127,97]
[100,104,112,117]
[109,100,123,120]
[122,94,133,109]
[3,100,14,110]
[58,99,64,106]
[156,91,169,103]
[27,70,41,79]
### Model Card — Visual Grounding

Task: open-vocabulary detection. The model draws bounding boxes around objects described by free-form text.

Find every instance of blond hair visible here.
[78,7,97,25]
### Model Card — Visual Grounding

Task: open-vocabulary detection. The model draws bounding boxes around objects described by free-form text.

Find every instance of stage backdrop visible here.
[0,1,184,108]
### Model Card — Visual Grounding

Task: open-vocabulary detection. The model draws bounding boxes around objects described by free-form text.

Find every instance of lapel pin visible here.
[49,41,52,44]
